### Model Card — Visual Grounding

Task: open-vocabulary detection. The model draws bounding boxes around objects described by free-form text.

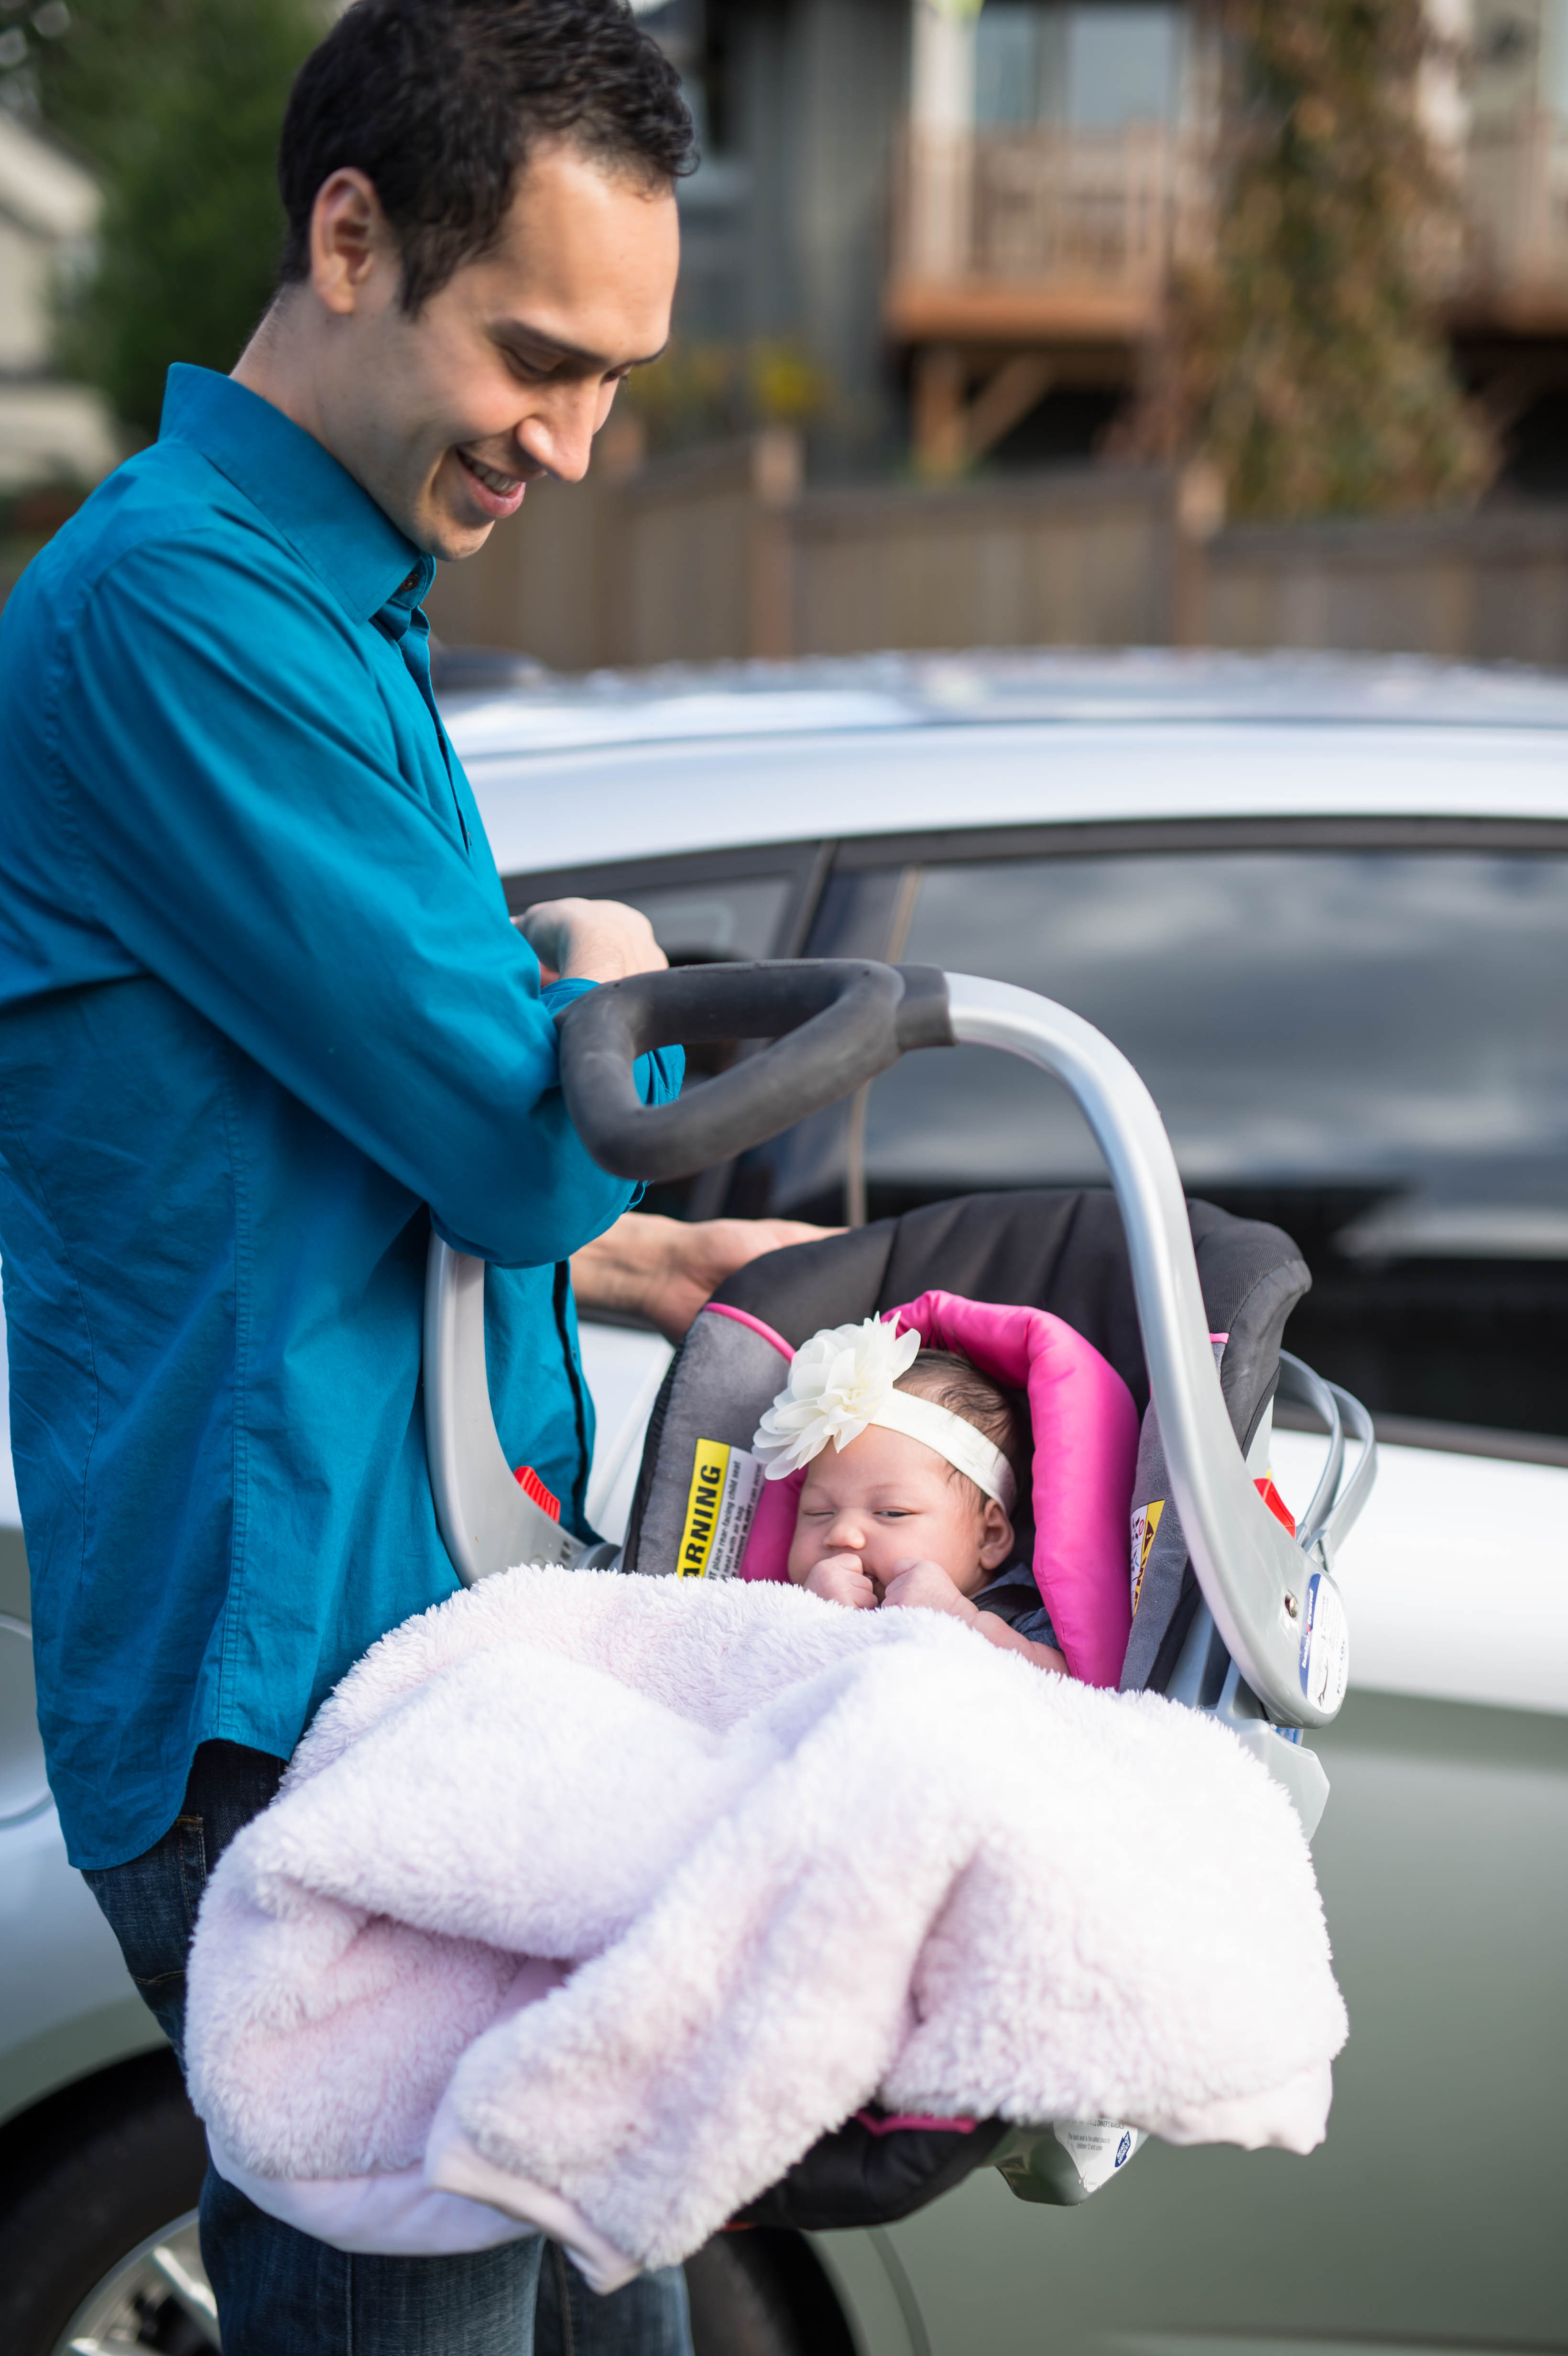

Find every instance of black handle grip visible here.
[555,960,954,1182]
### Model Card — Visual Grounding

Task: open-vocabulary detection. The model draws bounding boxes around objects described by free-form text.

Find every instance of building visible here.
[658,0,1568,480]
[0,108,117,493]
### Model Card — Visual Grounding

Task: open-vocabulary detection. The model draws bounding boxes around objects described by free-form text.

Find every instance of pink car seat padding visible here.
[893,1292,1138,1687]
[726,1290,1138,1687]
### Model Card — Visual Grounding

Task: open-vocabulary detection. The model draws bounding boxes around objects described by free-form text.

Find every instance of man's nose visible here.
[514,384,603,487]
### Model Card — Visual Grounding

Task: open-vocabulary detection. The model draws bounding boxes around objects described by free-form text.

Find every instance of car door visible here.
[524,815,1568,2355]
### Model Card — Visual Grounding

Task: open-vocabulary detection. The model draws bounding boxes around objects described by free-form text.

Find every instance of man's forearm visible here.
[571,1211,839,1344]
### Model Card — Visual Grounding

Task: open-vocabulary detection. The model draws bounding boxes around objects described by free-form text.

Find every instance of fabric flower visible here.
[752,1316,921,1481]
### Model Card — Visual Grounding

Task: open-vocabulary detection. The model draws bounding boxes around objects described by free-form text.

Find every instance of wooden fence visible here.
[422,430,1568,674]
[1197,503,1568,669]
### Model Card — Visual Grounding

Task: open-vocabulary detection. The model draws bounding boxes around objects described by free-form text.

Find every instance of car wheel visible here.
[685,2227,855,2356]
[0,2051,214,2356]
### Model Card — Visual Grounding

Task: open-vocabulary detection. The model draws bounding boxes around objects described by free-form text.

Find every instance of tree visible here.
[1128,0,1494,522]
[31,0,318,438]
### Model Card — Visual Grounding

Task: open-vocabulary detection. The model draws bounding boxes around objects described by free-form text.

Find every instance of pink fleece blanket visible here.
[185,1564,1346,2290]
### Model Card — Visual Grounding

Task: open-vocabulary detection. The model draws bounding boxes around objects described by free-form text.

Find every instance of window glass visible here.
[976,4,1050,125]
[741,848,1568,1437]
[1066,5,1180,128]
[975,5,1180,130]
[622,876,795,966]
[867,851,1568,1230]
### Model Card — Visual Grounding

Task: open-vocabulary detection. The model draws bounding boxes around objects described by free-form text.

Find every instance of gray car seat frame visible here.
[425,965,1374,1735]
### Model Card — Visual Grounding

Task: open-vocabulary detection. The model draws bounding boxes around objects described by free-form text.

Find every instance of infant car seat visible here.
[627,1186,1300,1690]
[617,1185,1316,2222]
[425,960,1376,2223]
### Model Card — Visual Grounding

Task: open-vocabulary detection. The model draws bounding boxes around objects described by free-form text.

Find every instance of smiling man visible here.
[0,4,804,2351]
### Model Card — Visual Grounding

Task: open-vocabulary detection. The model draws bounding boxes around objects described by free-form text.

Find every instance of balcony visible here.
[888,113,1568,357]
[888,122,1200,348]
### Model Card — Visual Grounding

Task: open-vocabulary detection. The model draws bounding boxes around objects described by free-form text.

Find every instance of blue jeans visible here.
[85,1741,693,2356]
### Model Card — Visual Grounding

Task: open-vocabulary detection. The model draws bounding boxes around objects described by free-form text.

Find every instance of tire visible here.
[685,2227,856,2356]
[0,2053,857,2356]
[0,2050,215,2356]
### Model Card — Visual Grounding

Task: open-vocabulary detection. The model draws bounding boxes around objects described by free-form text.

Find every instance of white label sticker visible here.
[1052,2116,1141,2193]
[1298,1569,1350,1712]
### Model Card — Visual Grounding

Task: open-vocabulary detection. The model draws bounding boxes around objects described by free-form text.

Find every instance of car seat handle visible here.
[941,972,1358,1730]
[555,960,955,1182]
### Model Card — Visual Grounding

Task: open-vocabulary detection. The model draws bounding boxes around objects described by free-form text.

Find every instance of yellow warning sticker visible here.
[677,1440,764,1580]
[1130,1499,1165,1616]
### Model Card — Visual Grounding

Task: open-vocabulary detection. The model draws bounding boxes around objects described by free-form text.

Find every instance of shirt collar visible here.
[159,364,435,622]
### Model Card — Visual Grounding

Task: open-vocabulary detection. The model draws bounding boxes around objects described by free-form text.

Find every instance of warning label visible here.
[677,1442,764,1581]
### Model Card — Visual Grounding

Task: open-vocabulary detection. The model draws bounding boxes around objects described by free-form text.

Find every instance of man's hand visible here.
[803,1552,878,1610]
[880,1558,976,1620]
[516,896,666,985]
[571,1211,840,1344]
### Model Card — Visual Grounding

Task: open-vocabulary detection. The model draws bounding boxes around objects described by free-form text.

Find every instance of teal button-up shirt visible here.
[0,366,679,1868]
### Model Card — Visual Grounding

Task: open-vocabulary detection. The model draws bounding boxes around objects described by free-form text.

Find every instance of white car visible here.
[2,648,1565,2355]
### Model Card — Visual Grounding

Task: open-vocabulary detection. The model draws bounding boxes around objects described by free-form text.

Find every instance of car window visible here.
[735,847,1568,1439]
[623,877,795,966]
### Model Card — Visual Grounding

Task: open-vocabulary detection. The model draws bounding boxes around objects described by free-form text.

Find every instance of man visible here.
[0,2,815,2346]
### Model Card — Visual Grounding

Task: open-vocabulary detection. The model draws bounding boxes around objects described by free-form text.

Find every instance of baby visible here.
[752,1316,1068,1675]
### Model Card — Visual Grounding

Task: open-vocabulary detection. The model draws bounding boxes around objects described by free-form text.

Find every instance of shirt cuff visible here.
[541,976,599,1015]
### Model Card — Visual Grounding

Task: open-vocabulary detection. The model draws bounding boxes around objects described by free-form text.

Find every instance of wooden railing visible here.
[889,114,1568,339]
[888,122,1207,337]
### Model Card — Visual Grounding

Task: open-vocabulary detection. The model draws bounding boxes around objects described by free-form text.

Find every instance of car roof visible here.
[440,648,1568,877]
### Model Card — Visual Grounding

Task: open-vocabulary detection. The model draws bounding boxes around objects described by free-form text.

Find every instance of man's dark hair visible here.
[277,0,696,311]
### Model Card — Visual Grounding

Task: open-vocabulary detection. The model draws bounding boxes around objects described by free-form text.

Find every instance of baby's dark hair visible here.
[895,1349,1031,1510]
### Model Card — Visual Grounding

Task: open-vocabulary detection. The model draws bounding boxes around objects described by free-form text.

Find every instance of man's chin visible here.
[429,514,498,563]
[412,491,503,564]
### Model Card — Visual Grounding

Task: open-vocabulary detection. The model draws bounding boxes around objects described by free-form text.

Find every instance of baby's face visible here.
[786,1422,1010,1596]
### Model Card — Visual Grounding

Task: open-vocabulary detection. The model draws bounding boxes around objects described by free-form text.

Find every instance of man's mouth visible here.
[454,447,529,517]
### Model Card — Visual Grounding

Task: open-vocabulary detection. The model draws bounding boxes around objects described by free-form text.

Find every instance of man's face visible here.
[310,141,679,560]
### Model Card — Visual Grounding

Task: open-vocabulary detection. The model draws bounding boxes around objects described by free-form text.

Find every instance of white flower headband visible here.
[751,1316,1017,1511]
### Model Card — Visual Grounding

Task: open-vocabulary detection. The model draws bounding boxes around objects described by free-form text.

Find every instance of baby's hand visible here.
[880,1558,976,1620]
[804,1552,878,1610]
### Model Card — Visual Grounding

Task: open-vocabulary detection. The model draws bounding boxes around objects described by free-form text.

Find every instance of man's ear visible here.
[978,1499,1014,1571]
[310,168,392,316]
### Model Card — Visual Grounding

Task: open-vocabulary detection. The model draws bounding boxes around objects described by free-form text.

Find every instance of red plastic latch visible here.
[1255,1474,1296,1536]
[514,1465,561,1521]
